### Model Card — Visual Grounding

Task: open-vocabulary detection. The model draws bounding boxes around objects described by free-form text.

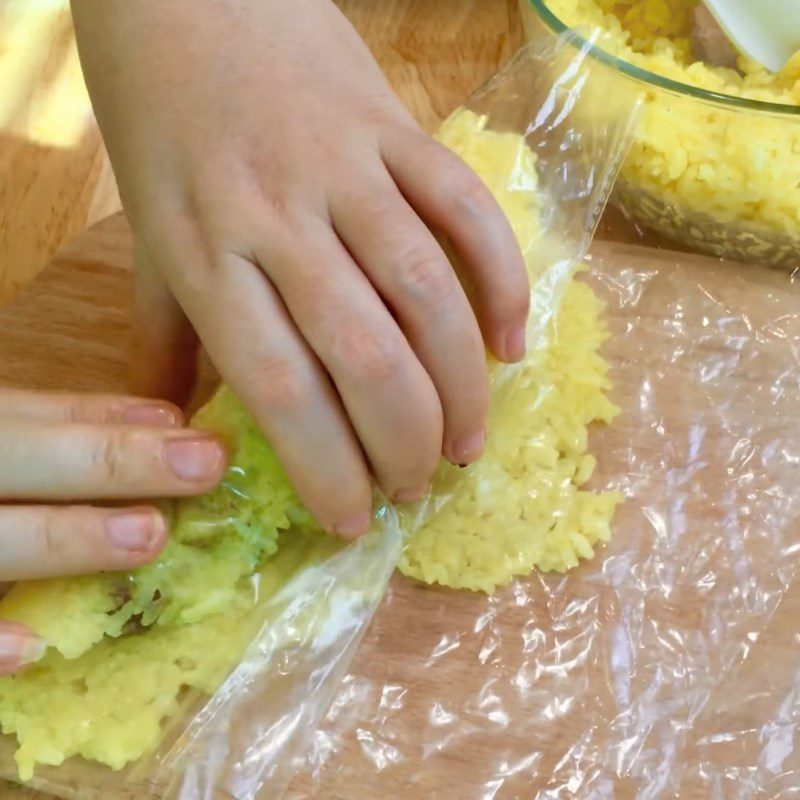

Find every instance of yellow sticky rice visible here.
[398,281,618,590]
[400,110,620,591]
[0,107,619,780]
[0,387,343,782]
[536,0,800,263]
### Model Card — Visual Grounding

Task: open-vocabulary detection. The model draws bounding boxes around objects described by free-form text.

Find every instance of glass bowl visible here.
[520,0,800,269]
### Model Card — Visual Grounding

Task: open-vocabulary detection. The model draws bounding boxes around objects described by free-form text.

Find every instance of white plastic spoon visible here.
[702,0,800,73]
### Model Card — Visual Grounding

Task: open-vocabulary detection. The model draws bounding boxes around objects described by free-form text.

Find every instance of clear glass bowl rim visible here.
[526,0,800,116]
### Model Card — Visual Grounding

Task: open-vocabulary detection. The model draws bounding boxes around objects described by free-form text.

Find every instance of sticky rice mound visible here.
[539,0,800,265]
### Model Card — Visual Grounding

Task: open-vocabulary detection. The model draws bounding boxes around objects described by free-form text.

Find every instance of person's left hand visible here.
[0,387,226,675]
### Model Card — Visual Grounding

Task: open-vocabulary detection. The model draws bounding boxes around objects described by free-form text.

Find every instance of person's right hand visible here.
[0,388,226,675]
[71,0,530,538]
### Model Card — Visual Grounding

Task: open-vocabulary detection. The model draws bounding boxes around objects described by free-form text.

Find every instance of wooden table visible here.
[0,0,524,301]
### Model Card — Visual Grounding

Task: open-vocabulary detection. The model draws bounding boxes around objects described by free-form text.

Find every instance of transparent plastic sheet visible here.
[282,247,800,800]
[152,30,638,800]
[157,516,403,800]
[0,28,637,800]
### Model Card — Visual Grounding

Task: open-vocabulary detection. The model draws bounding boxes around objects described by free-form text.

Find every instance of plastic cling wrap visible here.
[285,244,800,800]
[0,30,637,800]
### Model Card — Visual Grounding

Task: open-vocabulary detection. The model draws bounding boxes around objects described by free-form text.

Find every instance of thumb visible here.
[0,620,45,676]
[130,240,200,408]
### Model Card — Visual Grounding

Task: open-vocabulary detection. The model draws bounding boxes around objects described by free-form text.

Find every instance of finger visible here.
[0,387,183,428]
[0,504,167,582]
[382,128,530,363]
[0,620,46,676]
[330,164,489,466]
[0,420,225,501]
[163,250,374,537]
[131,240,200,408]
[257,218,443,500]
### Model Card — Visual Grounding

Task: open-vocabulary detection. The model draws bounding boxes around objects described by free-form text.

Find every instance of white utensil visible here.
[703,0,800,72]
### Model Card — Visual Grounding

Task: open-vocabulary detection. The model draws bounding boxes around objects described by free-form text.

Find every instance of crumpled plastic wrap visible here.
[162,28,800,800]
[278,243,800,799]
[151,30,637,800]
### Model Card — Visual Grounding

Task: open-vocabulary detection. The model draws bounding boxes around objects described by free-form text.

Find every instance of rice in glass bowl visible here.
[521,0,800,269]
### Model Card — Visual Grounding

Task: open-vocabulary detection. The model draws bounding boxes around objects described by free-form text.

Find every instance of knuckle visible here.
[334,325,400,385]
[206,250,244,278]
[38,509,63,561]
[357,91,404,126]
[91,430,130,481]
[257,191,296,234]
[240,159,311,235]
[447,164,494,219]
[395,249,456,309]
[66,397,98,424]
[67,397,124,426]
[245,356,309,413]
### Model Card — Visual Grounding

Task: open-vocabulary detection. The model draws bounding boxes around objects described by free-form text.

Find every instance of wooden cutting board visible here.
[1,214,800,799]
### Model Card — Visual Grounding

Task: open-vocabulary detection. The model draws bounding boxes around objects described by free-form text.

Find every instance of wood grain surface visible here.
[1,214,798,799]
[0,1,117,301]
[0,0,523,303]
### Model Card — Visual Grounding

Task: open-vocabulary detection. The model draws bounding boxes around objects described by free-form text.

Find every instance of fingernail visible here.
[0,632,46,667]
[503,324,527,362]
[106,511,157,552]
[394,484,429,503]
[334,512,371,539]
[123,403,182,427]
[450,429,486,465]
[165,437,224,482]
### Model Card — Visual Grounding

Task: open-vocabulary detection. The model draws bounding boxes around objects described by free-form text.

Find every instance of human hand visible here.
[71,0,530,537]
[0,388,225,674]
